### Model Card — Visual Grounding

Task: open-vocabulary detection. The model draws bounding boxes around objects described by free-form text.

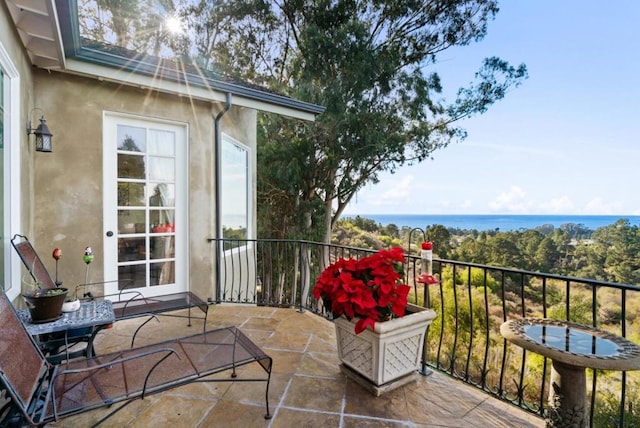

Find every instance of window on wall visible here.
[0,69,4,146]
[221,134,251,248]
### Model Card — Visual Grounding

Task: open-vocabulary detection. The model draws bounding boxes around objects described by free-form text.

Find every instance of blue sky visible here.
[344,1,640,216]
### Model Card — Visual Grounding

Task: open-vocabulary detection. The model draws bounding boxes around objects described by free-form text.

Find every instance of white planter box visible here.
[334,305,437,386]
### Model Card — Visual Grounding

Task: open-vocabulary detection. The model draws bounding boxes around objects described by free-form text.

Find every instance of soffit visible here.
[3,0,65,69]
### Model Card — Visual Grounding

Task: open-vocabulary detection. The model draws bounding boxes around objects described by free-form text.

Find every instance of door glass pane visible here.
[150,261,174,286]
[150,209,175,232]
[148,157,174,180]
[117,125,146,151]
[118,237,147,262]
[221,136,248,241]
[118,209,145,234]
[118,264,146,288]
[148,183,175,207]
[117,182,145,206]
[151,236,175,259]
[148,129,175,156]
[118,153,146,179]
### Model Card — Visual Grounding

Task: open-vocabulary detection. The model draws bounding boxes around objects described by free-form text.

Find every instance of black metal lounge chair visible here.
[0,290,273,426]
[11,234,59,291]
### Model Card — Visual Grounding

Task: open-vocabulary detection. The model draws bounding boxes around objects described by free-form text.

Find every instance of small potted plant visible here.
[313,247,437,389]
[22,268,68,323]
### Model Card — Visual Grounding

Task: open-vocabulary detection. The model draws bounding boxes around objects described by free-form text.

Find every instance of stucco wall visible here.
[30,69,256,301]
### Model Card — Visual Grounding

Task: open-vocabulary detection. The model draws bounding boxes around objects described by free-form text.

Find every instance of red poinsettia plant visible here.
[313,247,411,334]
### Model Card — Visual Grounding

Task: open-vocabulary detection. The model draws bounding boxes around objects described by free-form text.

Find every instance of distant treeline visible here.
[333,216,640,285]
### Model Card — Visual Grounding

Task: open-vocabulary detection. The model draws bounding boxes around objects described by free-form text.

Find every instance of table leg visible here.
[547,360,588,428]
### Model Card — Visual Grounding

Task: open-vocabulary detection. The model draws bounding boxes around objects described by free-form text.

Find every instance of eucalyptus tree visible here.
[425,224,453,259]
[592,219,640,284]
[250,0,529,244]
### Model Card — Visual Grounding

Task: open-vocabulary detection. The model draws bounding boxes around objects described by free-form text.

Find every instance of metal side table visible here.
[17,300,115,363]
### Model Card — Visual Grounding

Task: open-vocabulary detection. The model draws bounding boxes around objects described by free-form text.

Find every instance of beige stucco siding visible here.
[29,69,254,301]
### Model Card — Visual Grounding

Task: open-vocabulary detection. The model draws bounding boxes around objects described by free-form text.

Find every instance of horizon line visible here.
[342,213,640,217]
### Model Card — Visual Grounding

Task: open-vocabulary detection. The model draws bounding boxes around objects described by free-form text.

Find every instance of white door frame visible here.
[0,41,22,301]
[103,112,188,298]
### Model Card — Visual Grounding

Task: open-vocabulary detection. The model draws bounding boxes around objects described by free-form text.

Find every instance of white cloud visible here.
[584,198,622,215]
[460,199,473,210]
[547,196,575,213]
[356,174,415,208]
[488,186,528,213]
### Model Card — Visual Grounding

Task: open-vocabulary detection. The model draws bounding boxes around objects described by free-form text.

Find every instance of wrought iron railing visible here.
[211,238,640,427]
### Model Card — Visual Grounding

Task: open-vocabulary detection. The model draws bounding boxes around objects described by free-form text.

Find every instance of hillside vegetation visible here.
[333,216,640,424]
[334,216,640,285]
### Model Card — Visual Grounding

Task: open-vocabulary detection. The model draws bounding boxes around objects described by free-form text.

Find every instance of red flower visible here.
[313,247,412,334]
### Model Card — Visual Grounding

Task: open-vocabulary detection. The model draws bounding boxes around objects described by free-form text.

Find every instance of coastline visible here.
[343,214,640,232]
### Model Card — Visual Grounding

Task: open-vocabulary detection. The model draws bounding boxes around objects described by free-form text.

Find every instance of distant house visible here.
[1,0,323,303]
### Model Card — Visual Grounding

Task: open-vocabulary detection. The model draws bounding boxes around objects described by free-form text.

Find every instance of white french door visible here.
[103,113,187,297]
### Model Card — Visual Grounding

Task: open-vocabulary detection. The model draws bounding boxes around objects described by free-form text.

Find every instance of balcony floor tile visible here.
[46,305,544,428]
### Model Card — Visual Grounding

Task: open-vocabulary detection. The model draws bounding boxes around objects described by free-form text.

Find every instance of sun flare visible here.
[164,15,184,35]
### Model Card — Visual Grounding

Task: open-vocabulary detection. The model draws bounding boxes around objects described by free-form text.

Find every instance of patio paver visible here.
[46,305,544,427]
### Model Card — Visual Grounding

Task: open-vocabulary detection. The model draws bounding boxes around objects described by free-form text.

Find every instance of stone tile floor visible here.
[48,305,544,427]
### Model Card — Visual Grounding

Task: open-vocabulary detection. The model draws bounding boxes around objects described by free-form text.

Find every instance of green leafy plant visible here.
[21,273,64,297]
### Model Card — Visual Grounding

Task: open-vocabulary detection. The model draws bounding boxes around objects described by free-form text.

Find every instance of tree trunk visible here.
[321,198,333,270]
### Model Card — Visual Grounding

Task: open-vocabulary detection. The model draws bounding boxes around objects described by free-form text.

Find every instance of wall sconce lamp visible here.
[26,108,53,152]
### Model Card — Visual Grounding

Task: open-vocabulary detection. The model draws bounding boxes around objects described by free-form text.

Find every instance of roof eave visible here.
[63,58,321,122]
[71,45,325,117]
[4,0,65,69]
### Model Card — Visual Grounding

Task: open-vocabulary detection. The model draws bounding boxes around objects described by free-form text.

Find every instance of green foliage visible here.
[332,217,640,289]
[332,219,387,250]
[433,266,495,333]
[239,1,527,241]
[425,225,453,259]
[592,219,640,284]
[591,376,640,428]
[222,227,247,240]
[547,292,596,325]
[348,216,380,233]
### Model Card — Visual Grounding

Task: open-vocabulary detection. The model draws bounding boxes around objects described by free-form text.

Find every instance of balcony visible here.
[51,239,640,426]
[54,305,543,427]
[213,239,640,427]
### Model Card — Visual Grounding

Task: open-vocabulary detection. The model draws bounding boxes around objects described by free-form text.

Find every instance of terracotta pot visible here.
[22,288,68,323]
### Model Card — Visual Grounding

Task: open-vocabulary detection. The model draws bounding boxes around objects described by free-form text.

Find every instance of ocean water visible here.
[343,214,640,232]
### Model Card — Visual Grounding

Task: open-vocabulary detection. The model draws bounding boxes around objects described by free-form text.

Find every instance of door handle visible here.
[106,231,114,237]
